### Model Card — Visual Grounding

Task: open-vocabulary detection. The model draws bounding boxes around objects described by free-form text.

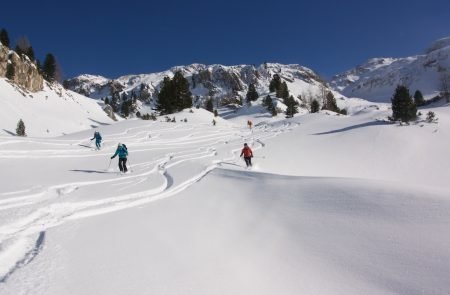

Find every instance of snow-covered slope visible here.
[0,78,113,137]
[331,37,450,101]
[66,63,331,111]
[1,101,449,294]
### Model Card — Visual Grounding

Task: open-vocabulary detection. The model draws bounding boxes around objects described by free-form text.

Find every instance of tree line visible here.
[1,28,60,82]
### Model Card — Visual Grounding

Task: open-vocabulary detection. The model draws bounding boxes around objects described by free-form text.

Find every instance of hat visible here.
[244,143,248,146]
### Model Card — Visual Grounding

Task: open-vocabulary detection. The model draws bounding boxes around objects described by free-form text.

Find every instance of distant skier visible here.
[212,119,216,126]
[90,131,102,150]
[247,120,253,130]
[240,143,253,167]
[111,143,128,173]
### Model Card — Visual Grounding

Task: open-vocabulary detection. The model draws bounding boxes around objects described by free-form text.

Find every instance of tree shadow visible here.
[78,144,92,148]
[70,169,110,174]
[2,129,17,136]
[89,118,110,126]
[312,121,393,135]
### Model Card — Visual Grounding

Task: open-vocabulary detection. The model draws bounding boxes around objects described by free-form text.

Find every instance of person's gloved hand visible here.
[110,156,114,159]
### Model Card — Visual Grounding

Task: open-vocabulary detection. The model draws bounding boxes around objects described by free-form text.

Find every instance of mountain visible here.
[330,37,450,102]
[65,63,334,115]
[0,43,113,137]
[0,78,114,137]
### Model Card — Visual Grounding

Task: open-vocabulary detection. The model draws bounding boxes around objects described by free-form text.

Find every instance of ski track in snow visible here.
[0,120,292,282]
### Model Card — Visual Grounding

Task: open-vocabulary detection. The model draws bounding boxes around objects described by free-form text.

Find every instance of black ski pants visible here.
[244,156,252,167]
[119,158,128,172]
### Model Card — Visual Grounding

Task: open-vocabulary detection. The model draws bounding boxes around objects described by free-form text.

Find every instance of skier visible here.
[212,119,216,126]
[247,120,253,130]
[111,143,128,173]
[240,143,253,167]
[90,131,102,150]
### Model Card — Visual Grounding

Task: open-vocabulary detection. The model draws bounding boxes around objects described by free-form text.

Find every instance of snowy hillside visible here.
[66,63,332,113]
[331,37,450,102]
[1,101,450,294]
[0,78,113,137]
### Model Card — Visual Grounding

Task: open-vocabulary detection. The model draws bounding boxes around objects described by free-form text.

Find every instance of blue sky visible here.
[2,0,450,79]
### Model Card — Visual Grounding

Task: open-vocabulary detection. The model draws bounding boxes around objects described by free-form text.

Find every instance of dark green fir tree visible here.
[0,28,10,47]
[391,85,417,122]
[246,83,259,103]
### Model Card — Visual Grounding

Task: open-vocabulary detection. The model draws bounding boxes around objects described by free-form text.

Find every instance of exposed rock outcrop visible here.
[0,44,43,92]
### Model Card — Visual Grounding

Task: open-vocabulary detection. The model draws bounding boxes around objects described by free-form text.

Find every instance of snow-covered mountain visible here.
[330,37,450,102]
[65,63,332,112]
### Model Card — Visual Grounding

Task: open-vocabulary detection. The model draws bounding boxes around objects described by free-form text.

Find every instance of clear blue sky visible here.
[2,0,450,80]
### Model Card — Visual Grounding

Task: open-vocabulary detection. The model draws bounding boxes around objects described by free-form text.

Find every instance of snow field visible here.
[0,104,449,294]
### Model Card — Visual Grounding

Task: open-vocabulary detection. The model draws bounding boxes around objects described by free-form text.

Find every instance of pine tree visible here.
[246,83,259,102]
[391,85,417,122]
[322,92,340,112]
[271,107,278,117]
[284,95,299,118]
[206,98,214,112]
[6,62,15,80]
[157,72,192,114]
[42,53,57,82]
[157,77,176,114]
[262,95,274,113]
[15,36,32,59]
[104,97,110,105]
[0,28,10,47]
[16,119,26,136]
[172,71,192,110]
[26,46,35,61]
[310,99,320,113]
[269,74,281,93]
[278,82,289,100]
[36,59,42,74]
[413,90,425,106]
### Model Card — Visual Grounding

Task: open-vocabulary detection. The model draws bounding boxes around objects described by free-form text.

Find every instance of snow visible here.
[0,79,113,137]
[1,92,450,294]
[331,37,450,102]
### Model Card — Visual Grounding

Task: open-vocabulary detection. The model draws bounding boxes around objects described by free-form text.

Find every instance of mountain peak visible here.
[426,37,450,54]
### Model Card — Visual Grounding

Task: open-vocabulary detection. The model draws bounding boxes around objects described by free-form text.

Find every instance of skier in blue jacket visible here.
[90,131,102,150]
[111,143,128,173]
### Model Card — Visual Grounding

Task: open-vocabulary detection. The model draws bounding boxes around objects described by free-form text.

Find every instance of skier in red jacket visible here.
[240,143,253,167]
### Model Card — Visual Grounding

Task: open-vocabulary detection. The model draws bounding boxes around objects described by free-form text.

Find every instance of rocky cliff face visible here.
[66,63,329,112]
[0,44,43,92]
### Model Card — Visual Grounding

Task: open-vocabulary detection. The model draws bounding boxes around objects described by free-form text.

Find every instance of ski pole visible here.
[106,158,112,171]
